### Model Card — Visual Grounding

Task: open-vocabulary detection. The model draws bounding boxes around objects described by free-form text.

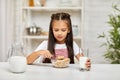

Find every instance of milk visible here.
[79,57,88,70]
[8,56,27,73]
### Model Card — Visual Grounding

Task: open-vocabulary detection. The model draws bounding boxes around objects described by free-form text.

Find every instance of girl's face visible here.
[52,20,70,44]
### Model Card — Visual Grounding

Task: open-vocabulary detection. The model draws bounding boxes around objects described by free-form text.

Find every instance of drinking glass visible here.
[79,48,90,71]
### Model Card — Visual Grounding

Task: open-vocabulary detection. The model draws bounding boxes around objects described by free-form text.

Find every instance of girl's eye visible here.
[53,28,67,32]
[53,29,59,32]
[62,29,67,32]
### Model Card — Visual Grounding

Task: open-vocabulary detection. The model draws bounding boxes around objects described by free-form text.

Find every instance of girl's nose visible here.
[58,32,62,34]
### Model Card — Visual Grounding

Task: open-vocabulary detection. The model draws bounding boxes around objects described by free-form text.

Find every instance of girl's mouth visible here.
[57,36,63,38]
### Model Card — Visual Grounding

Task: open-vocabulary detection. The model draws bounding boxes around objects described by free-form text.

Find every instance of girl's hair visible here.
[43,12,74,64]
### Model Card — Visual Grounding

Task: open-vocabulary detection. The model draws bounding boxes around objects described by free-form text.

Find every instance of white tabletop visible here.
[0,62,120,80]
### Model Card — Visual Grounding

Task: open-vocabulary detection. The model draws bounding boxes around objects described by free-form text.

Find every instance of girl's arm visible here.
[27,51,41,65]
[27,50,53,65]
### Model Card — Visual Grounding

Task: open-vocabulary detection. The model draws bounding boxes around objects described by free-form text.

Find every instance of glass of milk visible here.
[79,48,90,71]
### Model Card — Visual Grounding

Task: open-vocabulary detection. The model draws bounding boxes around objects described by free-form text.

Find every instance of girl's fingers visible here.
[86,62,91,65]
[39,50,52,58]
[43,52,53,59]
[87,58,90,62]
[86,59,91,68]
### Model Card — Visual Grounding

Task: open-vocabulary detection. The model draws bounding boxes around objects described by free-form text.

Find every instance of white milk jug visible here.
[7,42,27,73]
[8,56,27,73]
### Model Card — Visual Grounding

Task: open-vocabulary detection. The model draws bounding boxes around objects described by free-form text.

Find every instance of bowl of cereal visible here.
[52,56,70,68]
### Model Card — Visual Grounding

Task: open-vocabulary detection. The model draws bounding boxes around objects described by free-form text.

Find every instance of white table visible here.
[0,62,120,80]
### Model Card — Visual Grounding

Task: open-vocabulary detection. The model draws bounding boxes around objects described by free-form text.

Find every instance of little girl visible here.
[27,12,91,68]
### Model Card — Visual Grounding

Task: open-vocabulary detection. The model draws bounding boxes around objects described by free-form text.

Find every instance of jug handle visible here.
[7,46,13,59]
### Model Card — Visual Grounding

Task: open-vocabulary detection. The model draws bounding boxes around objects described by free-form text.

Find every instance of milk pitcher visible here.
[7,42,27,73]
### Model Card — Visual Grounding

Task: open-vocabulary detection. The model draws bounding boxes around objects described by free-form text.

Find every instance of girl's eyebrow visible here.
[61,28,67,30]
[53,28,67,30]
[53,27,67,29]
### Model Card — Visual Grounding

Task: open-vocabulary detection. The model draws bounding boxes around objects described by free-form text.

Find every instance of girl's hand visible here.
[85,58,91,69]
[38,50,53,59]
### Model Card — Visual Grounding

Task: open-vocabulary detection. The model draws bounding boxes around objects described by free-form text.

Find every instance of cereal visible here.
[53,56,70,68]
